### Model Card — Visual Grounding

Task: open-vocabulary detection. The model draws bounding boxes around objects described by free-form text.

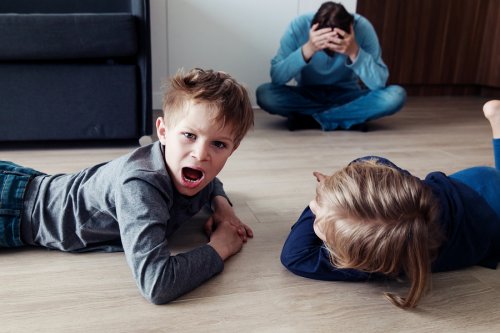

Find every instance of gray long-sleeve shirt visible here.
[21,141,225,304]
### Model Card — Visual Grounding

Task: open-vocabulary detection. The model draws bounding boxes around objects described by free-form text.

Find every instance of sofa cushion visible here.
[0,0,132,13]
[0,13,137,60]
[0,64,138,141]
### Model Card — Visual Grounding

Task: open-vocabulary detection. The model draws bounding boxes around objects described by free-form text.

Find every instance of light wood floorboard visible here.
[1,96,499,332]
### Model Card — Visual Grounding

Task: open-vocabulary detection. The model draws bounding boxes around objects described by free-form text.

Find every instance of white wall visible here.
[150,0,168,109]
[150,0,357,108]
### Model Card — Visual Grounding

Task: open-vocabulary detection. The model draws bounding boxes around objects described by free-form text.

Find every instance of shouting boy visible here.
[0,68,254,304]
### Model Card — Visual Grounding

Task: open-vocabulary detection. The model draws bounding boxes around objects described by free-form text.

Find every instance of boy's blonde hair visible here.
[162,68,254,146]
[316,159,442,308]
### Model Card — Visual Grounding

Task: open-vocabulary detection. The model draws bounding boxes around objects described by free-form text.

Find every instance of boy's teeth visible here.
[183,167,202,181]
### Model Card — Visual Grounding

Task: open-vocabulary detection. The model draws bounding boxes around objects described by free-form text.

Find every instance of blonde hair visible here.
[162,68,254,146]
[316,159,442,308]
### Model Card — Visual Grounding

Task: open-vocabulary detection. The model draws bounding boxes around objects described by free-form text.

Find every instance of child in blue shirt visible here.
[281,100,500,308]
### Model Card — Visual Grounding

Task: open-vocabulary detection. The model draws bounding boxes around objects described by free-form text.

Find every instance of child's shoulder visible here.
[115,141,172,185]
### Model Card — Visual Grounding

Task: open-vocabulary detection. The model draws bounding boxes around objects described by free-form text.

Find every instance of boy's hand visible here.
[208,220,244,260]
[206,196,254,242]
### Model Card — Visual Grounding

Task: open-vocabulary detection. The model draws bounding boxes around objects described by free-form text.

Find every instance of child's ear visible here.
[156,117,167,145]
[313,171,327,183]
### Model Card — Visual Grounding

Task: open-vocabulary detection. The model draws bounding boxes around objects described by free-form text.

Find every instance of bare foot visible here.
[483,100,500,139]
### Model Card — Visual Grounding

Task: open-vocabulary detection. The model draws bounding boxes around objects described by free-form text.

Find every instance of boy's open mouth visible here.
[182,167,204,183]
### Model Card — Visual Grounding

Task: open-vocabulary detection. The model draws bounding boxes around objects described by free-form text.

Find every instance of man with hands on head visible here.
[256,1,406,131]
[302,14,359,63]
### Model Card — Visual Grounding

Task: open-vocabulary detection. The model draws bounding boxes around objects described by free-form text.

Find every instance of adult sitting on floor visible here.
[256,1,406,131]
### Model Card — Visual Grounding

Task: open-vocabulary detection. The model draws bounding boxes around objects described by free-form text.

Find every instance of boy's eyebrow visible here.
[182,125,236,142]
[215,135,237,144]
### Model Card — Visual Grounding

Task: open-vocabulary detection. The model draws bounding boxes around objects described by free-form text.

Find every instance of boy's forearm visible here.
[127,244,224,305]
[211,195,232,211]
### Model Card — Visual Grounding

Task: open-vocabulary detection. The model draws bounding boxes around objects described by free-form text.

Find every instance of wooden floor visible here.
[1,96,499,332]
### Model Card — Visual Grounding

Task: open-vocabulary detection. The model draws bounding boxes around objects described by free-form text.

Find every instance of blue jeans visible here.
[256,83,407,130]
[0,161,44,247]
[449,139,500,218]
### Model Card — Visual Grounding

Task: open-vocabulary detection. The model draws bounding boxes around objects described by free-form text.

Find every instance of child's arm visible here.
[117,180,227,305]
[205,195,253,241]
[207,219,244,260]
[281,206,372,281]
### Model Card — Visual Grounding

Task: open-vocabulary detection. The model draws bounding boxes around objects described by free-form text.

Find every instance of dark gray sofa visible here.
[0,0,152,142]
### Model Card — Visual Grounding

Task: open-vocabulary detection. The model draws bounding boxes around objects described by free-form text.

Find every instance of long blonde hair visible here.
[316,159,442,308]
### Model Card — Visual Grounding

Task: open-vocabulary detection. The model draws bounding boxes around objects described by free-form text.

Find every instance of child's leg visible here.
[449,167,500,218]
[483,100,500,169]
[494,139,500,170]
[449,101,500,218]
[0,161,44,247]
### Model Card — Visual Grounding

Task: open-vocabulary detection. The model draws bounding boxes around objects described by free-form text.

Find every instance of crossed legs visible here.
[256,83,407,131]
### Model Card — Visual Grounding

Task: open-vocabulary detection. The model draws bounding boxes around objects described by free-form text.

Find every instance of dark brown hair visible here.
[312,1,354,33]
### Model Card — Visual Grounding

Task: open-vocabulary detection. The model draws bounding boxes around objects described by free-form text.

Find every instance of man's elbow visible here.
[375,72,389,89]
[270,68,288,86]
[270,75,286,86]
[366,78,387,91]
